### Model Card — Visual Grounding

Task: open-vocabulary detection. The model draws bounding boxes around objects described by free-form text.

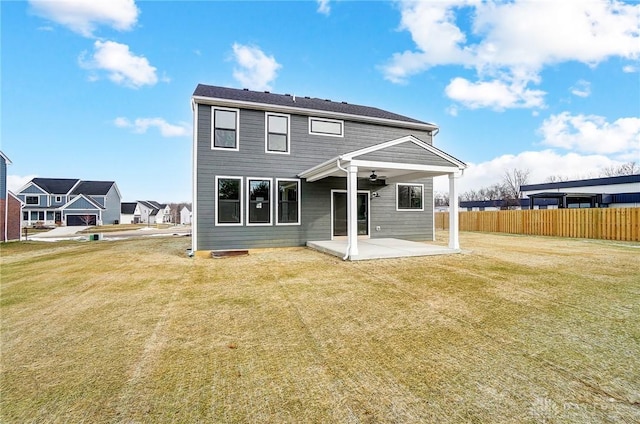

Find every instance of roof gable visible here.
[346,135,466,168]
[193,84,437,130]
[62,194,104,210]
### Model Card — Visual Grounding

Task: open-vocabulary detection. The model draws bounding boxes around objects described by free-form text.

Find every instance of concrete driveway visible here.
[29,226,88,239]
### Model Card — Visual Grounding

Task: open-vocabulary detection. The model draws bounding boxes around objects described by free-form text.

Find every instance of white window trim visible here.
[211,107,240,151]
[308,117,344,138]
[55,195,62,203]
[396,183,424,211]
[265,112,291,155]
[215,176,243,226]
[275,178,301,226]
[246,177,273,226]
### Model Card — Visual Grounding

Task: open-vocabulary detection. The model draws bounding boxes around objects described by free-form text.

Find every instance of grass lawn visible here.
[1,233,639,423]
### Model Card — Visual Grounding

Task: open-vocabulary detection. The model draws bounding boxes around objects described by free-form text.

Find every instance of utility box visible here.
[89,234,102,241]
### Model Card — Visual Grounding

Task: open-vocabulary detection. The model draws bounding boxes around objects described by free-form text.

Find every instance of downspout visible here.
[335,158,350,260]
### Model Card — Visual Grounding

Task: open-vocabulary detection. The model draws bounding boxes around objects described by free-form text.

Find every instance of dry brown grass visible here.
[1,233,639,423]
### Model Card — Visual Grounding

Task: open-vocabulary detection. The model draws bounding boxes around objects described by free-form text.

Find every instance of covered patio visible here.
[298,135,467,261]
[307,238,460,261]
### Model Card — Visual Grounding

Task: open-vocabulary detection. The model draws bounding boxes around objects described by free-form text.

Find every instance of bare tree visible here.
[545,174,570,183]
[434,191,449,206]
[601,161,639,177]
[503,168,530,200]
[79,214,95,227]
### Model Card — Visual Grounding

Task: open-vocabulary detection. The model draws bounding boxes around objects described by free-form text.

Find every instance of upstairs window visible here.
[55,196,62,203]
[397,183,424,211]
[276,179,300,225]
[212,108,239,150]
[26,196,39,205]
[309,117,343,137]
[266,113,290,153]
[215,176,242,225]
[247,178,272,225]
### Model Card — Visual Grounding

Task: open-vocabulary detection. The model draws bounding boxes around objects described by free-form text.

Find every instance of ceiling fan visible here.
[368,170,387,182]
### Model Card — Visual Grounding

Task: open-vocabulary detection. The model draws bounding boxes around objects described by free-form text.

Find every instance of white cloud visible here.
[115,117,190,137]
[231,43,281,91]
[539,112,640,156]
[7,175,37,193]
[29,0,138,38]
[383,0,640,109]
[434,150,625,194]
[79,40,158,88]
[317,0,331,15]
[570,80,591,98]
[445,76,545,110]
[623,64,638,73]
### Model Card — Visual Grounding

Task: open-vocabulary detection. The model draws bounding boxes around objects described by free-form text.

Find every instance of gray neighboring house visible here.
[191,84,466,259]
[17,178,121,226]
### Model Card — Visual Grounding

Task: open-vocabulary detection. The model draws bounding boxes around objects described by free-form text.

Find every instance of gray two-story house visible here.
[192,84,466,259]
[17,178,121,226]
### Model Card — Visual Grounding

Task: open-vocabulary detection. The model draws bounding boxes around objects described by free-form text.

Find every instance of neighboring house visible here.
[1,151,23,241]
[136,201,171,224]
[191,84,466,259]
[16,178,121,226]
[180,205,191,224]
[120,202,138,224]
[460,198,560,211]
[521,174,640,209]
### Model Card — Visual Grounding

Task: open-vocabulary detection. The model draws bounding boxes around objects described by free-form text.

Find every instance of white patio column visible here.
[347,164,359,258]
[448,173,460,250]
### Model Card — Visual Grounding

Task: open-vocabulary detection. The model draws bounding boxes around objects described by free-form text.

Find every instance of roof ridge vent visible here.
[243,88,249,91]
[304,96,310,99]
[325,98,331,101]
[264,91,270,94]
[341,101,348,104]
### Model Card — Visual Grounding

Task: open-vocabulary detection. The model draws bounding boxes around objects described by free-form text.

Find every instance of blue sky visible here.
[2,0,639,202]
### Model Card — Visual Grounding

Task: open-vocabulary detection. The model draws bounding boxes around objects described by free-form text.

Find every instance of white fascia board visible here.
[350,159,461,175]
[0,151,12,164]
[68,180,82,196]
[298,156,342,181]
[192,96,438,132]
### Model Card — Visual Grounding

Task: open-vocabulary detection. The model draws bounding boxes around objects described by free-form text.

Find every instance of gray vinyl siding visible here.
[358,143,454,167]
[102,186,121,224]
[66,197,100,210]
[0,158,6,199]
[196,104,437,250]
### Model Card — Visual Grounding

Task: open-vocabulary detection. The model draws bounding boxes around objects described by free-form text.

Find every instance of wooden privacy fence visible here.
[435,208,640,241]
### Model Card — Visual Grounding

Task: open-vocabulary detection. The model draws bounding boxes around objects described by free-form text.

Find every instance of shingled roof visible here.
[192,84,436,128]
[32,178,80,194]
[71,180,115,196]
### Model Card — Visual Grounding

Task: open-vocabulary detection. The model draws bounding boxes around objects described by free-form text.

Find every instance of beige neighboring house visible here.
[180,205,191,225]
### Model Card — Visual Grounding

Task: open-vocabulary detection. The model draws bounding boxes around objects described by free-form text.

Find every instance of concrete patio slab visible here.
[307,238,461,261]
